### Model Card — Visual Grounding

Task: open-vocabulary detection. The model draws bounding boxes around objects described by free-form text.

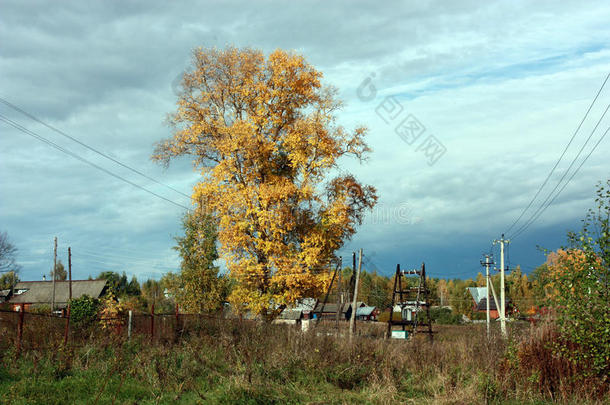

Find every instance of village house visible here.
[312,301,368,321]
[312,302,346,320]
[355,306,379,321]
[275,298,318,324]
[467,287,510,319]
[8,279,107,312]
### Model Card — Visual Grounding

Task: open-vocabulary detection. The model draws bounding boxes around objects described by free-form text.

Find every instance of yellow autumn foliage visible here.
[154,47,377,317]
[544,248,602,301]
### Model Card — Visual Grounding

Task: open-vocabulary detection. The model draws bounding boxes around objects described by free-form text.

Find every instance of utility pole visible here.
[480,254,494,338]
[52,236,57,313]
[349,249,362,342]
[349,251,356,304]
[314,261,339,326]
[493,234,510,337]
[335,257,342,329]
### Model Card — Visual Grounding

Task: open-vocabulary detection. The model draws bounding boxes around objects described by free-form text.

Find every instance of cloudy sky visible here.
[1,1,609,282]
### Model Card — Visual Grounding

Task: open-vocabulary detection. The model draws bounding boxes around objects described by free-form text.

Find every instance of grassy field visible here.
[0,319,607,404]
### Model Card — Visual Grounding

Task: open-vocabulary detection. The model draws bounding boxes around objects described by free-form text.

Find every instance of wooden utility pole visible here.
[52,236,57,312]
[314,261,339,326]
[335,257,342,329]
[387,264,400,338]
[349,249,362,341]
[348,252,356,303]
[418,263,433,341]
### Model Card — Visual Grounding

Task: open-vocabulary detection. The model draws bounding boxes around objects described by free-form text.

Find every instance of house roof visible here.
[313,302,347,314]
[468,287,487,304]
[468,287,508,311]
[279,308,302,320]
[476,297,498,311]
[356,306,376,317]
[9,280,107,306]
[476,297,508,311]
[350,301,366,309]
[0,289,10,298]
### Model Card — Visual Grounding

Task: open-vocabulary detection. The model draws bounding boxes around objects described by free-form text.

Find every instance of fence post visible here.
[150,303,155,343]
[174,303,180,342]
[17,304,25,355]
[128,310,132,340]
[63,306,70,347]
[64,246,72,347]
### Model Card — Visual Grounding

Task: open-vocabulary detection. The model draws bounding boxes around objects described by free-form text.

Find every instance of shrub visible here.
[99,292,126,331]
[429,307,462,324]
[501,323,609,400]
[470,311,487,321]
[69,294,99,326]
[546,180,610,380]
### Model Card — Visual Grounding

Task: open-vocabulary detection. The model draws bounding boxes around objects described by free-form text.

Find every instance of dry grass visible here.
[0,313,607,404]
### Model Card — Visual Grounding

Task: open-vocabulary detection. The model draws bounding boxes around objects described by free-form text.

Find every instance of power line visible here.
[73,251,178,268]
[75,247,178,263]
[510,112,610,240]
[511,124,610,240]
[0,114,192,211]
[508,103,609,239]
[505,72,610,235]
[73,256,178,272]
[0,97,191,199]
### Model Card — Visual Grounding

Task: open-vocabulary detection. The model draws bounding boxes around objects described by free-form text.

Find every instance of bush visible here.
[501,323,609,400]
[429,307,462,324]
[69,295,99,326]
[470,311,487,321]
[545,180,610,379]
[415,307,462,325]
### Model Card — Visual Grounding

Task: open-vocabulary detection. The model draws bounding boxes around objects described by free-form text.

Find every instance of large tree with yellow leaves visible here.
[154,47,377,317]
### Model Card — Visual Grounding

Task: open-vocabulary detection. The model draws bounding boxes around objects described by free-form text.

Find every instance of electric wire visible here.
[511,125,610,240]
[505,72,610,235]
[73,251,179,268]
[509,105,610,239]
[0,114,192,211]
[0,96,191,199]
[75,247,179,264]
